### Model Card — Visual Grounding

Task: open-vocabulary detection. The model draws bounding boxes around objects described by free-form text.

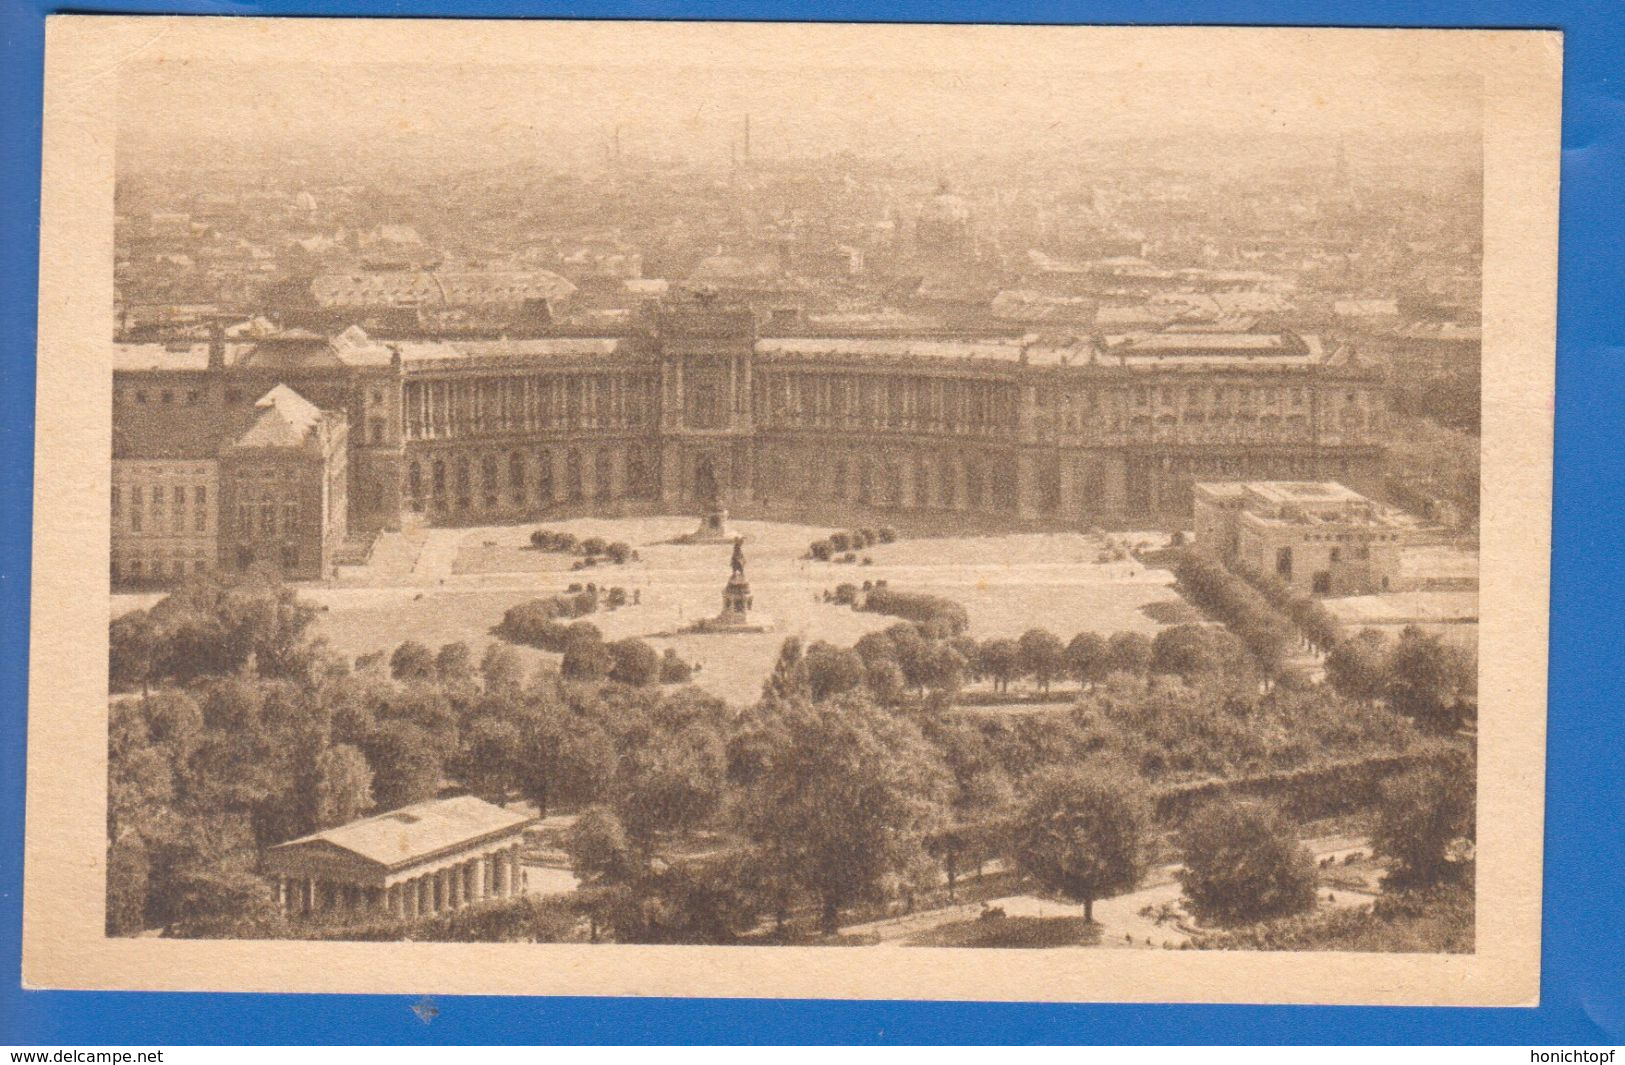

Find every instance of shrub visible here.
[659,648,694,684]
[581,536,609,557]
[830,531,852,553]
[877,526,898,544]
[809,540,833,562]
[832,583,859,606]
[1177,799,1318,926]
[562,633,614,681]
[608,638,660,686]
[606,587,628,609]
[605,541,633,565]
[1373,756,1475,888]
[860,588,969,636]
[498,594,603,649]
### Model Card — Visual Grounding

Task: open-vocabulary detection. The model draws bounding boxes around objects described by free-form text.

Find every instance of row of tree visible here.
[1325,626,1477,733]
[1171,551,1303,678]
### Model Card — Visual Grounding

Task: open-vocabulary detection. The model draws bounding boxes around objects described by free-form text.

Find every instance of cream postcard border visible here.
[24,17,1559,1005]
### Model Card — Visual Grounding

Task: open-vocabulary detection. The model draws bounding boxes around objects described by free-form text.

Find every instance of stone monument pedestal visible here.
[681,507,734,544]
[690,572,773,633]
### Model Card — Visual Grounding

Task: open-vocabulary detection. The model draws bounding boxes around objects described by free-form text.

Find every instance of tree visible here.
[109,610,160,694]
[762,637,805,700]
[1017,628,1067,694]
[566,804,636,885]
[564,805,636,942]
[1066,632,1110,690]
[1373,758,1475,888]
[1385,626,1474,732]
[310,743,375,830]
[735,696,950,934]
[1106,632,1153,678]
[435,641,476,685]
[864,657,907,705]
[659,648,694,685]
[1150,624,1222,682]
[561,632,614,682]
[1325,629,1391,706]
[454,715,524,802]
[1010,765,1152,923]
[802,641,864,702]
[978,638,1020,693]
[1176,799,1317,926]
[614,722,728,844]
[515,710,616,815]
[389,640,437,682]
[921,643,967,701]
[607,638,660,687]
[106,830,151,935]
[479,643,526,695]
[361,720,443,809]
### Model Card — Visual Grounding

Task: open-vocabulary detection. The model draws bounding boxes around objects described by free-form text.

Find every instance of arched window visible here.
[407,461,424,512]
[454,456,471,509]
[537,451,554,503]
[480,455,499,508]
[965,455,984,509]
[509,452,527,506]
[566,450,584,502]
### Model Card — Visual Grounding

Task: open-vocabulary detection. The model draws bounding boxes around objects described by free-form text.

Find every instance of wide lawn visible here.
[119,517,1187,707]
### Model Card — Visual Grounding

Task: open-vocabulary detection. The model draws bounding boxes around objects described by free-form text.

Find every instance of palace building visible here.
[112,296,1388,584]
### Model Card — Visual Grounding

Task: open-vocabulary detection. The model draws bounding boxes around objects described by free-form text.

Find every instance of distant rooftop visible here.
[231,384,328,450]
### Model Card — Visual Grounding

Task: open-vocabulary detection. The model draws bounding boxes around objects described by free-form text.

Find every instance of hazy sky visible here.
[117,24,1483,169]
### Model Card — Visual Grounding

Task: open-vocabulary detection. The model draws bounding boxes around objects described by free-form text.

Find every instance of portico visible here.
[262,795,533,922]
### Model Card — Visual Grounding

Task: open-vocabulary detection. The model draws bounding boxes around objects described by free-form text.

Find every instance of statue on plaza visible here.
[730,535,746,580]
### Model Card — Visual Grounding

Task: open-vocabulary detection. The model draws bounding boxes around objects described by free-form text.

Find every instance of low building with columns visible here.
[261,795,533,922]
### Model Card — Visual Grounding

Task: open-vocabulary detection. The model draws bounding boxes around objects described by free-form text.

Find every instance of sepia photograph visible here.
[23,17,1558,1004]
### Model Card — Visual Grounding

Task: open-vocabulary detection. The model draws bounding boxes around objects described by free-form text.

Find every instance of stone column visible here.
[510,846,524,896]
[898,455,916,510]
[419,876,434,916]
[447,864,464,909]
[480,855,493,898]
[493,851,509,897]
[953,456,971,512]
[609,448,626,501]
[466,860,483,903]
[276,876,288,915]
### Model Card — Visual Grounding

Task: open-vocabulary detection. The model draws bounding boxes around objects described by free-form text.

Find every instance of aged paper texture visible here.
[26,17,1557,1004]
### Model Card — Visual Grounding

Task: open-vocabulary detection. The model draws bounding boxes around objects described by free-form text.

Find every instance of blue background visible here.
[1,0,1620,1045]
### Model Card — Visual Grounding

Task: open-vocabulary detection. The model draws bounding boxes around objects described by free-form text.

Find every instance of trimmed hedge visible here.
[859,587,969,636]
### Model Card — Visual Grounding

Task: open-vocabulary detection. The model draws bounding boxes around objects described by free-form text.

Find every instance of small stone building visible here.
[1193,480,1412,596]
[261,795,533,921]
